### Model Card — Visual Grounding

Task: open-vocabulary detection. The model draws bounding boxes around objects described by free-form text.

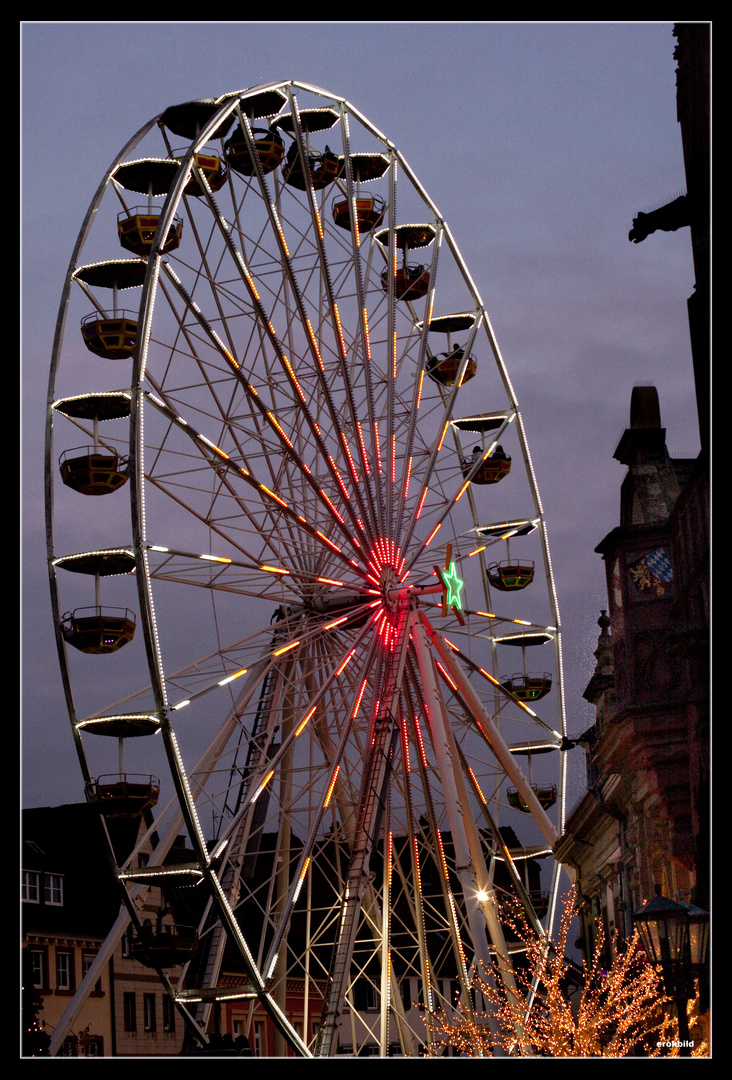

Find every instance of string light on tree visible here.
[428,889,708,1057]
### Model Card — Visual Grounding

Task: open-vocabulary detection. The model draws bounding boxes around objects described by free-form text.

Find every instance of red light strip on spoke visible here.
[259,484,288,508]
[374,421,383,474]
[305,319,325,372]
[333,303,347,357]
[315,530,342,554]
[356,422,370,476]
[324,765,340,808]
[267,412,295,449]
[294,706,317,738]
[424,523,441,547]
[402,722,412,773]
[341,432,362,484]
[282,356,307,405]
[334,648,357,675]
[362,308,372,362]
[466,764,488,806]
[412,713,429,770]
[319,489,345,525]
[436,661,458,691]
[314,206,325,241]
[273,640,300,657]
[352,679,368,718]
[478,667,500,686]
[326,454,352,504]
[416,369,425,410]
[455,479,471,502]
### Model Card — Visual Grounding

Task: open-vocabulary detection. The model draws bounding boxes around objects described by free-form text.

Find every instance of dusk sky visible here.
[21,21,701,813]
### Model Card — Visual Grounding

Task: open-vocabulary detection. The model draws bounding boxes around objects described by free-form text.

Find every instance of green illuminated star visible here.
[441,561,465,610]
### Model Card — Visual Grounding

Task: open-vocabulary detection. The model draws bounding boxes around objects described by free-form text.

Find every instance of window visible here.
[22,870,40,903]
[56,949,74,992]
[353,979,379,1012]
[144,993,157,1032]
[60,1033,104,1056]
[44,873,64,906]
[82,951,103,995]
[162,995,176,1033]
[252,1020,265,1056]
[123,992,137,1032]
[29,947,48,991]
[82,1036,103,1057]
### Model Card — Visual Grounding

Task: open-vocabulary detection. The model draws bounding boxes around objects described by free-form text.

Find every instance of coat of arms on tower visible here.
[628,548,673,597]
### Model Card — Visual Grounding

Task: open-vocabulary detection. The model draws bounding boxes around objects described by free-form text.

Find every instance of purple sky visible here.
[22,21,701,812]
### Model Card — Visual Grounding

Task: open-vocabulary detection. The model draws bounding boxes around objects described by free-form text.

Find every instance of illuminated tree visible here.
[22,951,50,1057]
[428,890,705,1057]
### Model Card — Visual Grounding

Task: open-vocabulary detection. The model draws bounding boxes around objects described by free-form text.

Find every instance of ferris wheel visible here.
[45,81,570,1057]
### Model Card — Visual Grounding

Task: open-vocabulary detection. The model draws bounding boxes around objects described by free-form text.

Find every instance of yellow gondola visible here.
[85,774,160,818]
[59,447,129,496]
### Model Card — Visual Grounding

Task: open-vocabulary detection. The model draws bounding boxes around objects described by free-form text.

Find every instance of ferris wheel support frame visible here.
[409,610,516,1053]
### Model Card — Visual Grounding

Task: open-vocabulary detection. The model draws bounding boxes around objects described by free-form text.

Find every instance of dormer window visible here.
[22,870,40,903]
[44,873,64,906]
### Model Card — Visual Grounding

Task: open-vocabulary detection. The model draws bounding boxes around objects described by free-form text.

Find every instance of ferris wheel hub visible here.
[378,564,401,609]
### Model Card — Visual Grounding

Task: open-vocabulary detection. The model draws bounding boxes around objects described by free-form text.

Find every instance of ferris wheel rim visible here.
[45,81,570,1059]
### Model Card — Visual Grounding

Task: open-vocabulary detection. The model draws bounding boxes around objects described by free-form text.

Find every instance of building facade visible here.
[556,387,708,968]
[22,803,189,1057]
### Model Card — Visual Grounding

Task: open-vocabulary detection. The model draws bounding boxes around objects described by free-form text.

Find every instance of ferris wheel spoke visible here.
[332,116,385,465]
[399,667,475,987]
[236,101,384,547]
[400,409,516,583]
[144,274,372,562]
[422,614,559,851]
[214,622,377,825]
[142,391,372,580]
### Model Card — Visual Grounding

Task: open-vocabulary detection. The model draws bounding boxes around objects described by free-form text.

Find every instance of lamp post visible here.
[632,888,709,1056]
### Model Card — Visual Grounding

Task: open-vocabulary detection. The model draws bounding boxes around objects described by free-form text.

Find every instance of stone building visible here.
[555,387,708,963]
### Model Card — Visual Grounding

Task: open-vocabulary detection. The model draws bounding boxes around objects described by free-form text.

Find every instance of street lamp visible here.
[632,887,709,1056]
